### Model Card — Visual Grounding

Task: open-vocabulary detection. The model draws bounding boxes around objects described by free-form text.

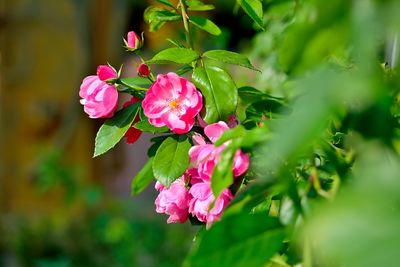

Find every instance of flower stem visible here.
[179,0,193,49]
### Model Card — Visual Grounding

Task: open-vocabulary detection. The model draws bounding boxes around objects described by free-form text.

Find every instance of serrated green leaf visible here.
[133,120,169,134]
[238,0,264,30]
[192,66,238,124]
[147,47,199,64]
[155,0,174,8]
[131,158,154,196]
[189,16,221,36]
[94,103,140,157]
[203,50,258,70]
[184,213,285,267]
[153,135,191,187]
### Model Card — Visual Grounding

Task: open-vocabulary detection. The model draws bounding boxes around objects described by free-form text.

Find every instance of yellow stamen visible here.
[169,99,178,109]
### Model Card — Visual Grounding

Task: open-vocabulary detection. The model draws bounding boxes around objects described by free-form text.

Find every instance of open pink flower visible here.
[96,65,117,81]
[189,182,233,227]
[155,177,190,224]
[79,75,118,118]
[189,121,249,180]
[142,72,203,134]
[123,97,142,144]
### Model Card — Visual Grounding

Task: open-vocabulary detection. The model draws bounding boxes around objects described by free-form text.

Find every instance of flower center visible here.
[169,99,179,109]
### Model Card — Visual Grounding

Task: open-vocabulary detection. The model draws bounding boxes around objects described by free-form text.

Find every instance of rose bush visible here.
[78,0,400,266]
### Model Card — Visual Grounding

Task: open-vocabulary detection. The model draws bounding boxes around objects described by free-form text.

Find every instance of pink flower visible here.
[204,121,230,143]
[137,63,150,77]
[125,31,142,51]
[96,65,118,81]
[123,97,142,144]
[79,75,118,118]
[189,182,233,227]
[155,177,190,224]
[189,121,250,179]
[142,72,203,134]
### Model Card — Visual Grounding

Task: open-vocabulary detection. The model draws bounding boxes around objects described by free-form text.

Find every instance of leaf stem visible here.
[179,0,194,50]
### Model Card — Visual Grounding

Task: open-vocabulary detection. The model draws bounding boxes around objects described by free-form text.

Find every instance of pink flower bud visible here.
[125,31,143,51]
[137,63,150,77]
[96,65,118,81]
[123,97,142,144]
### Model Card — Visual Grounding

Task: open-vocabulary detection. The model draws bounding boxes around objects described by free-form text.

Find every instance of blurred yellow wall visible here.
[0,0,130,222]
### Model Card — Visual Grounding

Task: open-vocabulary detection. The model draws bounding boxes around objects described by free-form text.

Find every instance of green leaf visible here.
[152,135,191,187]
[131,158,154,196]
[94,102,140,157]
[214,125,246,147]
[120,77,152,91]
[176,65,194,76]
[133,120,169,134]
[203,50,258,70]
[186,0,215,11]
[147,48,199,64]
[155,0,174,8]
[211,143,236,197]
[192,66,238,124]
[238,0,264,30]
[189,16,221,36]
[144,6,180,32]
[144,6,181,23]
[184,213,285,267]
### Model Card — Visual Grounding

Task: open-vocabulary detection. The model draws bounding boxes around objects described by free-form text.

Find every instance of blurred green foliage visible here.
[184,0,400,266]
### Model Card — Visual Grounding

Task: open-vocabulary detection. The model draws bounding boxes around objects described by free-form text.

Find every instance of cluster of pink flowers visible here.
[79,31,250,227]
[155,121,249,227]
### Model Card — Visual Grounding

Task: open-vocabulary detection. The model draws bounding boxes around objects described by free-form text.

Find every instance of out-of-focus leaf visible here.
[184,213,285,267]
[153,135,191,187]
[214,125,246,147]
[192,66,238,124]
[189,16,221,36]
[94,103,140,157]
[147,47,199,64]
[211,143,236,197]
[238,0,264,30]
[131,158,154,195]
[203,50,258,70]
[155,0,174,8]
[186,0,215,11]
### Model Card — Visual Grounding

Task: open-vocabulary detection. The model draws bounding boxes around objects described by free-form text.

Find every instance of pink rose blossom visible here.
[125,31,142,51]
[189,182,233,227]
[233,150,249,177]
[189,121,250,180]
[79,75,118,119]
[155,177,190,224]
[96,65,117,81]
[137,63,150,77]
[204,121,230,143]
[142,72,203,134]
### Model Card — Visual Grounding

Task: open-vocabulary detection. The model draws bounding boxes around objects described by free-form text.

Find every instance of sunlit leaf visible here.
[94,103,140,157]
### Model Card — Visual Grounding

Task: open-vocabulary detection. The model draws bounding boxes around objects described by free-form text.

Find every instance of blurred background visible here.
[0,0,260,266]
